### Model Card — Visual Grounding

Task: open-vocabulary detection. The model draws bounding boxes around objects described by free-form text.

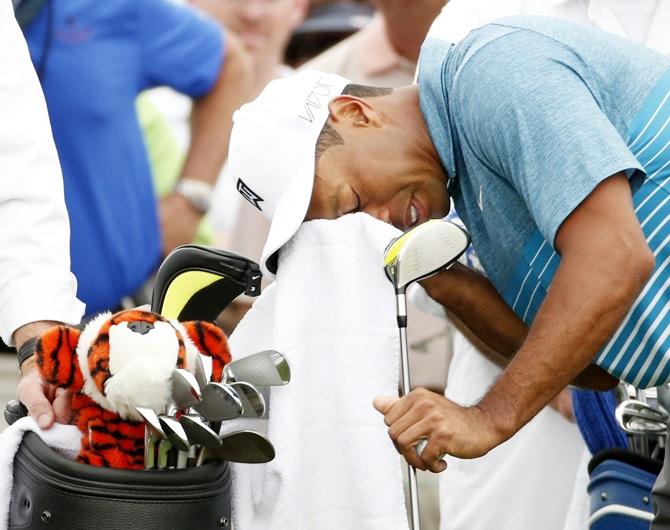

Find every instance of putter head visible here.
[193,382,244,421]
[615,399,669,435]
[229,381,266,417]
[222,350,290,387]
[383,219,469,292]
[171,368,202,410]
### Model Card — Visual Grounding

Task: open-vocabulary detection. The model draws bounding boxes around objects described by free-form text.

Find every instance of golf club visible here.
[171,368,202,410]
[222,350,291,387]
[383,219,470,530]
[193,382,244,421]
[229,381,266,418]
[180,414,222,448]
[616,399,669,435]
[196,430,276,465]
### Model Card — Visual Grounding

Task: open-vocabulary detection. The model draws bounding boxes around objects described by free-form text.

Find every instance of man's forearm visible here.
[422,263,527,356]
[180,33,251,187]
[479,245,652,441]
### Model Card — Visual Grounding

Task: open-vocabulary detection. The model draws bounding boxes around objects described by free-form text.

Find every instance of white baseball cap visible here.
[228,70,350,275]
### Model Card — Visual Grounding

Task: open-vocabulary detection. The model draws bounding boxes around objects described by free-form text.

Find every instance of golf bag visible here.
[588,448,660,529]
[9,432,232,529]
[5,245,264,529]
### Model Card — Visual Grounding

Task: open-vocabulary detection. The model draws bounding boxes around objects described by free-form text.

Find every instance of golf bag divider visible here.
[588,447,660,529]
[9,432,232,530]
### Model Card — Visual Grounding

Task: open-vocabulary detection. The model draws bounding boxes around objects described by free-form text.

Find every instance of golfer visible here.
[228,15,670,525]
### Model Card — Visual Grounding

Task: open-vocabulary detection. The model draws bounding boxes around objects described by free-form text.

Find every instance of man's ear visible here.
[328,95,381,128]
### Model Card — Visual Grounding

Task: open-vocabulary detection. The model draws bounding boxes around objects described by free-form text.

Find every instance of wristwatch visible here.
[174,179,214,214]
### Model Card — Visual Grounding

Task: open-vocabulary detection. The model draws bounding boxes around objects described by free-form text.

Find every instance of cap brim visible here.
[260,153,316,276]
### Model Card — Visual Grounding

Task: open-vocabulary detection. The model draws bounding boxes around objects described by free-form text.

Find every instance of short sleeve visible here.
[454,29,642,246]
[138,0,225,96]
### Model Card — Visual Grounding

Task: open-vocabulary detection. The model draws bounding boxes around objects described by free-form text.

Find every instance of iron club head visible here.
[228,381,266,417]
[171,368,202,410]
[616,399,669,435]
[222,350,290,387]
[198,430,275,464]
[158,415,191,451]
[193,382,244,421]
[180,414,222,448]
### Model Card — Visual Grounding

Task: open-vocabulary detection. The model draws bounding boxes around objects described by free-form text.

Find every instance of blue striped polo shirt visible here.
[418,16,670,387]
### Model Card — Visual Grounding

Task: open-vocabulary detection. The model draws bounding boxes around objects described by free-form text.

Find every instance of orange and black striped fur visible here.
[36,309,231,469]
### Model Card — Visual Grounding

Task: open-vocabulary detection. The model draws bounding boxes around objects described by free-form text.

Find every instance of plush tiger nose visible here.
[127,321,154,335]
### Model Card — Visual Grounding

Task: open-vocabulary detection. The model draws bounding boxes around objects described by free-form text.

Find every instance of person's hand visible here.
[16,356,71,429]
[373,388,500,473]
[159,192,202,256]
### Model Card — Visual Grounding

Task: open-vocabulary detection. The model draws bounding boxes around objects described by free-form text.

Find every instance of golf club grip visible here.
[4,399,28,426]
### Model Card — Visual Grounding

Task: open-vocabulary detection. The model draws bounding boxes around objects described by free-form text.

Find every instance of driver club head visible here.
[616,399,669,435]
[222,350,290,387]
[171,368,202,410]
[229,381,266,417]
[193,382,244,421]
[383,219,469,293]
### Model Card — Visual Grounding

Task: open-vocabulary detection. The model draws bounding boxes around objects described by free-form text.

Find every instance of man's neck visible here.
[391,85,445,176]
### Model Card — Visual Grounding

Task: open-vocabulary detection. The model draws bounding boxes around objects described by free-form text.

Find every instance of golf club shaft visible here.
[397,292,421,530]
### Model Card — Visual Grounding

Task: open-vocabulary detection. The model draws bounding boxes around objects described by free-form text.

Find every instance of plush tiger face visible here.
[78,310,188,421]
[37,309,231,422]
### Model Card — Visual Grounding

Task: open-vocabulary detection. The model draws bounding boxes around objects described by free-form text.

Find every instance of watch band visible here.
[174,179,214,214]
[17,337,38,369]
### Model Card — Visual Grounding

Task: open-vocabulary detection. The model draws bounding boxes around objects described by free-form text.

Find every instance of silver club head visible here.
[136,406,165,438]
[383,219,469,293]
[193,382,244,421]
[216,430,275,463]
[616,399,669,434]
[180,414,222,448]
[171,368,202,410]
[229,381,266,417]
[222,350,290,387]
[158,415,191,451]
[657,384,670,414]
[193,353,208,389]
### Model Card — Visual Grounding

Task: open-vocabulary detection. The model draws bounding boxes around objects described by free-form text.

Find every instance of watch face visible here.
[176,179,213,213]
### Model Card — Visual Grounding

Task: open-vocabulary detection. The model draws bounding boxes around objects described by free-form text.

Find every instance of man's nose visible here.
[128,321,154,335]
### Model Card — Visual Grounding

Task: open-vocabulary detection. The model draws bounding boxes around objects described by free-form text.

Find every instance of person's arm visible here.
[159,32,251,252]
[375,173,653,471]
[0,4,85,427]
[423,264,619,390]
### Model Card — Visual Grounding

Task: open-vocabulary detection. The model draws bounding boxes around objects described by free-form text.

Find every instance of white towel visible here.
[230,213,410,530]
[0,417,80,529]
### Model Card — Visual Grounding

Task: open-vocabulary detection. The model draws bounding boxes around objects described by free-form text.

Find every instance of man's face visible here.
[191,0,306,63]
[305,127,450,230]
